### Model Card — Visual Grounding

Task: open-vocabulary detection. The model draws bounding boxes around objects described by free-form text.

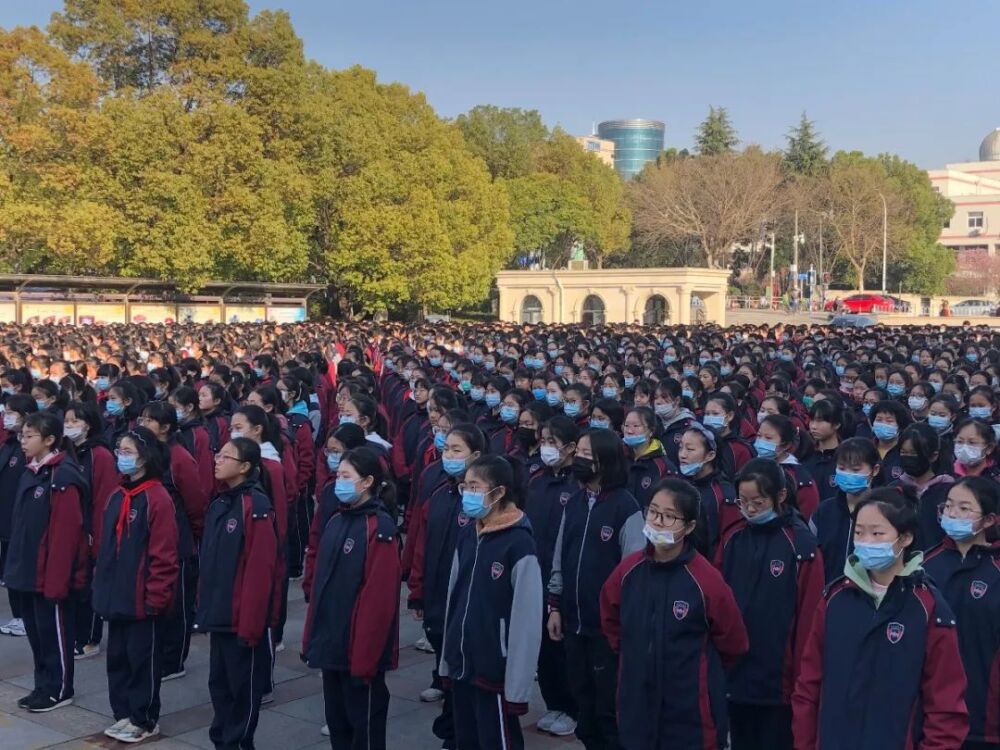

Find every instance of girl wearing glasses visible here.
[92,427,178,743]
[924,477,999,750]
[302,447,400,750]
[719,459,824,750]
[792,488,967,750]
[600,478,748,750]
[439,455,543,750]
[952,418,1000,480]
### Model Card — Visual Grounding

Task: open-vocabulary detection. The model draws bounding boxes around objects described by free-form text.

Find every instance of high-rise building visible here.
[574,135,615,168]
[597,119,665,179]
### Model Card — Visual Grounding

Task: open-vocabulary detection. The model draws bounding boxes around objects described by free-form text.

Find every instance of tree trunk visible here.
[855,262,866,292]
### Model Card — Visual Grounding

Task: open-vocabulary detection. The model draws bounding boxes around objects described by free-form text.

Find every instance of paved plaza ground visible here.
[0,583,581,749]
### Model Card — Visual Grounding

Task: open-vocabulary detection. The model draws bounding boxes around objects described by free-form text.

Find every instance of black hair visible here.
[446,422,487,455]
[200,382,227,412]
[626,406,659,436]
[234,404,282,447]
[854,487,919,553]
[898,423,940,462]
[329,422,367,450]
[5,392,38,418]
[341,446,397,516]
[542,415,580,446]
[870,399,913,431]
[253,385,283,414]
[228,436,262,476]
[835,436,881,472]
[955,417,997,450]
[809,397,844,427]
[120,426,169,480]
[952,476,1000,518]
[592,397,625,432]
[64,400,106,445]
[171,385,200,415]
[141,400,179,433]
[349,393,389,438]
[31,379,67,411]
[465,454,524,510]
[278,374,308,406]
[736,458,791,509]
[22,411,71,456]
[647,477,702,524]
[584,428,629,489]
[108,380,146,420]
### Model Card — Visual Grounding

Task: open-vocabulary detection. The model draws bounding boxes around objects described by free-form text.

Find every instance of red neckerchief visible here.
[115,480,160,551]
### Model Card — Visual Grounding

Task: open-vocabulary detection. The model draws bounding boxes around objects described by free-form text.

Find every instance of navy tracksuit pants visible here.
[426,628,455,748]
[107,618,163,731]
[208,632,271,750]
[322,669,390,750]
[161,556,197,676]
[20,591,76,700]
[452,680,524,750]
[563,633,619,750]
[537,625,576,718]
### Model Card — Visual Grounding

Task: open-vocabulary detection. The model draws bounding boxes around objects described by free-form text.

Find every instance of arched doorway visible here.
[520,295,543,324]
[643,295,669,325]
[581,294,605,326]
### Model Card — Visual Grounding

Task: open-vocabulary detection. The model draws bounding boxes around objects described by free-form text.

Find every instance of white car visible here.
[951,299,997,317]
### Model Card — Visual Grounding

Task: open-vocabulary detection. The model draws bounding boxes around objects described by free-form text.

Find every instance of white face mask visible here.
[64,426,85,442]
[3,413,19,430]
[540,445,561,466]
[643,523,676,547]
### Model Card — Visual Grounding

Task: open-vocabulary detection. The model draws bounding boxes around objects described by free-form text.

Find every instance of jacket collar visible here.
[477,504,524,536]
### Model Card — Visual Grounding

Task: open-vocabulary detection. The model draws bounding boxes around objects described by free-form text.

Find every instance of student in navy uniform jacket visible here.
[303,448,401,750]
[600,478,749,750]
[407,424,485,750]
[194,438,278,750]
[525,416,580,735]
[720,459,825,750]
[0,395,35,637]
[92,428,179,743]
[890,423,955,551]
[64,401,118,658]
[275,376,317,580]
[4,412,89,712]
[440,455,543,750]
[923,477,1000,750]
[623,406,676,509]
[678,423,737,556]
[547,428,645,750]
[198,382,232,455]
[804,397,844,505]
[792,488,969,750]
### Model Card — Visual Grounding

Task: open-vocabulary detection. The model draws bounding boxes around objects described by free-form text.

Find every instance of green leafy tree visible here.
[695,106,738,156]
[783,112,828,176]
[455,105,548,180]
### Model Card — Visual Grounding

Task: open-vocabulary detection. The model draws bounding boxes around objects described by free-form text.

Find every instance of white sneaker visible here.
[414,636,434,653]
[1,618,25,637]
[104,718,130,738]
[321,724,330,736]
[548,713,577,737]
[161,669,186,682]
[74,643,101,660]
[274,641,285,653]
[536,710,560,732]
[115,721,160,743]
[419,687,444,703]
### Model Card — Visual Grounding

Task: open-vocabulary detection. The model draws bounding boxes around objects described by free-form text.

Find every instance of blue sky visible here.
[5,0,994,167]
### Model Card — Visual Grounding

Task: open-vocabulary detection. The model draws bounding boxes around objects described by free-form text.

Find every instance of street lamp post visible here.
[878,192,888,293]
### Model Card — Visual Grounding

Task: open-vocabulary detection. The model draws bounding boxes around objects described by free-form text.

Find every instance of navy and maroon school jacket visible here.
[390,408,428,484]
[302,500,400,681]
[924,539,1000,744]
[76,440,118,557]
[889,476,954,552]
[688,470,735,557]
[600,543,749,750]
[809,492,854,585]
[791,568,968,750]
[176,419,214,491]
[626,444,676,509]
[408,479,466,635]
[525,467,577,584]
[475,410,504,446]
[877,443,904,484]
[3,453,90,601]
[166,440,209,555]
[92,479,179,621]
[548,485,643,637]
[716,432,755,482]
[717,511,824,705]
[782,462,819,520]
[202,411,231,454]
[0,433,27,541]
[487,424,516,456]
[102,414,133,452]
[401,459,445,578]
[660,413,694,467]
[193,479,278,646]
[283,412,315,494]
[803,447,838,506]
[440,511,543,708]
[303,478,337,601]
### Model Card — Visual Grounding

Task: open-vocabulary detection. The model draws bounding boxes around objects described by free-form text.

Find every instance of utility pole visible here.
[792,210,799,303]
[768,232,776,309]
[818,214,824,308]
[878,192,888,293]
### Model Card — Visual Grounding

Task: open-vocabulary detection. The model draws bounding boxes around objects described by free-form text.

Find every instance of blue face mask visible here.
[176,408,187,424]
[442,456,467,477]
[95,377,110,391]
[334,477,360,505]
[470,355,483,365]
[930,381,942,393]
[499,405,519,423]
[35,400,48,412]
[779,353,794,362]
[564,402,581,418]
[469,387,485,402]
[601,387,617,399]
[680,461,702,477]
[969,406,992,420]
[720,366,732,377]
[484,361,496,372]
[911,354,920,363]
[485,393,501,409]
[326,452,341,472]
[835,365,846,376]
[835,469,870,494]
[698,357,710,366]
[462,489,495,519]
[681,388,694,399]
[742,508,778,525]
[434,431,446,451]
[940,516,976,541]
[927,414,950,432]
[117,455,138,475]
[106,400,124,417]
[862,403,873,417]
[875,379,887,389]
[459,380,471,393]
[339,414,357,425]
[545,392,562,408]
[966,353,979,363]
[429,357,442,367]
[886,383,905,397]
[663,354,676,365]
[590,417,610,430]
[853,541,900,571]
[754,437,777,458]
[703,414,725,430]
[553,365,565,376]
[683,368,696,377]
[532,388,547,401]
[623,433,646,447]
[872,422,898,442]
[253,367,265,378]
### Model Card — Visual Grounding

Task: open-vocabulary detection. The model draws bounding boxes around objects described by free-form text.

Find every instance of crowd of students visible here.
[0,319,996,750]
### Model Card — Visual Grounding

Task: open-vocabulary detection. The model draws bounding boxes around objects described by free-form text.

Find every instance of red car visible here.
[824,294,896,314]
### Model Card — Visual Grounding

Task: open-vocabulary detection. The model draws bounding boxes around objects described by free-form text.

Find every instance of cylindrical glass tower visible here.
[597,119,665,180]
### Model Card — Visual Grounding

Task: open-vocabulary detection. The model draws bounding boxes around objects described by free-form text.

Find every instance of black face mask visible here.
[571,456,597,482]
[516,426,537,447]
[900,454,930,477]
